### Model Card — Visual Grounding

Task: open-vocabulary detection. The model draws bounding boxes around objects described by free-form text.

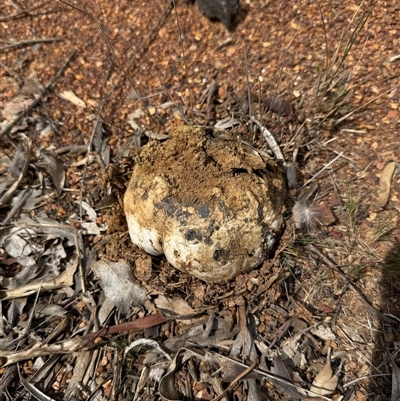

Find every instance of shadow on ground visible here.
[369,240,400,399]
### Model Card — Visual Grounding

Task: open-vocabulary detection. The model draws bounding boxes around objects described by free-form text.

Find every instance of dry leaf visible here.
[388,352,400,401]
[310,324,336,341]
[264,95,292,116]
[309,362,338,396]
[155,295,195,317]
[59,90,86,108]
[41,150,65,196]
[376,161,397,207]
[0,216,81,300]
[91,259,154,313]
[1,96,34,120]
[271,354,303,399]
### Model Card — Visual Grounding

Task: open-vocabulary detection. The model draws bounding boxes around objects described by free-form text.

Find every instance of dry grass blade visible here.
[375,161,398,207]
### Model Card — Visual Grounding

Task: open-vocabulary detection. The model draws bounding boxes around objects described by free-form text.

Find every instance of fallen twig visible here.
[308,245,396,324]
[0,0,51,21]
[205,80,218,121]
[0,50,76,139]
[0,337,93,367]
[301,152,343,188]
[0,37,61,51]
[0,313,167,367]
[212,358,258,401]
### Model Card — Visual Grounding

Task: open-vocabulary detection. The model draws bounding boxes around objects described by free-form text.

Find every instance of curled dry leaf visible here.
[309,324,336,341]
[69,200,107,235]
[214,116,241,130]
[154,295,195,317]
[159,346,307,401]
[1,96,34,120]
[0,215,81,300]
[164,314,238,352]
[376,161,397,207]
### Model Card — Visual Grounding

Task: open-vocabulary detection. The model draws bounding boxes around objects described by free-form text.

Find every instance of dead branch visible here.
[0,313,166,367]
[0,337,93,367]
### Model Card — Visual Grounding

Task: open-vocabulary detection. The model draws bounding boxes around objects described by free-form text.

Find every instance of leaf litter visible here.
[0,0,400,400]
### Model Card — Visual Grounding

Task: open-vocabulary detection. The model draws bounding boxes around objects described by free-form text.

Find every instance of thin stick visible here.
[335,85,398,125]
[243,43,252,123]
[78,99,105,223]
[171,0,192,111]
[0,0,51,21]
[0,50,76,139]
[0,37,61,51]
[301,152,343,188]
[55,0,119,65]
[308,245,396,324]
[212,359,258,401]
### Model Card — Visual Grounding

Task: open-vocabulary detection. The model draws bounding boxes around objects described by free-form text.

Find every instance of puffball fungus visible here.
[124,126,287,283]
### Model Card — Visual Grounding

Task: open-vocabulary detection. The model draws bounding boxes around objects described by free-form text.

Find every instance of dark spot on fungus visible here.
[185,229,203,241]
[213,249,229,262]
[196,205,210,218]
[232,168,248,176]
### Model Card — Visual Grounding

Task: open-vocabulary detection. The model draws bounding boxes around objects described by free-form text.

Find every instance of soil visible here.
[130,125,285,205]
[1,0,400,399]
